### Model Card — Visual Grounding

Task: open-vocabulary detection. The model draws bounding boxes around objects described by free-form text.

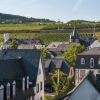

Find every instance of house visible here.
[75,47,100,86]
[0,49,44,100]
[89,40,100,49]
[43,58,70,84]
[1,33,45,50]
[61,72,100,100]
[69,27,96,47]
[46,42,70,56]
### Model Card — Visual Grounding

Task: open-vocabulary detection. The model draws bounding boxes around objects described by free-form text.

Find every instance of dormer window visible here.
[22,77,25,91]
[6,83,10,99]
[98,58,100,65]
[81,58,85,64]
[12,81,16,97]
[26,76,29,89]
[90,58,94,68]
[0,85,4,100]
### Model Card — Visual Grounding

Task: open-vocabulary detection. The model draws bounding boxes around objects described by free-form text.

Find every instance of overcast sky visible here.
[0,0,99,22]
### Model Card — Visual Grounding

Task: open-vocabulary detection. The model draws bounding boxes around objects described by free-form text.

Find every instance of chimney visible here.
[26,76,29,90]
[12,81,16,97]
[6,82,10,99]
[4,33,9,43]
[22,77,25,91]
[0,85,4,100]
[96,74,100,92]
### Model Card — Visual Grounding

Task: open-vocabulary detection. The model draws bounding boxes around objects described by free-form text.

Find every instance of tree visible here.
[41,48,51,59]
[64,44,85,67]
[9,39,18,49]
[50,70,69,95]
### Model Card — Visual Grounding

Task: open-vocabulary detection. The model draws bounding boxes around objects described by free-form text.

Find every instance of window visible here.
[98,58,100,65]
[38,68,41,75]
[22,77,25,91]
[40,82,42,91]
[40,96,42,100]
[81,58,85,64]
[12,81,16,97]
[80,70,85,78]
[36,83,39,93]
[0,85,4,100]
[26,76,29,89]
[6,83,10,99]
[90,58,94,68]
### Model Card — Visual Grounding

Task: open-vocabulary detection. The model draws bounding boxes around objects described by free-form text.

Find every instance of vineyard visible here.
[0,24,100,46]
[0,33,69,46]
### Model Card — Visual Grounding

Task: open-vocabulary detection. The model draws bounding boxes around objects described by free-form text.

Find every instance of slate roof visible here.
[0,49,41,100]
[4,38,42,45]
[78,47,100,55]
[44,58,70,75]
[59,72,100,100]
[0,49,41,84]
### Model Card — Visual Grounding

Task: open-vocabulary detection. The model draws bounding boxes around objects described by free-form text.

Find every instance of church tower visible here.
[69,27,79,43]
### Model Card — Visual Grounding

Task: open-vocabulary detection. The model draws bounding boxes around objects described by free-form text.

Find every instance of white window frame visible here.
[6,83,10,99]
[81,58,85,64]
[98,58,100,65]
[0,85,4,100]
[90,58,94,68]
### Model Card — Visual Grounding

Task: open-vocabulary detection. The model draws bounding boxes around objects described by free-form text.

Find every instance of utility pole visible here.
[58,19,60,30]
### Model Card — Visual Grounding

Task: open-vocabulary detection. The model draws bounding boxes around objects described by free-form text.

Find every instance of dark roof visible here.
[0,49,41,83]
[4,38,42,45]
[59,72,99,100]
[79,37,95,47]
[0,59,25,81]
[0,49,41,100]
[78,47,100,55]
[56,44,68,52]
[44,58,70,75]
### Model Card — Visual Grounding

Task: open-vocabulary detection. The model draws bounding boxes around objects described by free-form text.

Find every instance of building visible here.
[89,40,100,49]
[46,42,70,56]
[69,27,96,47]
[0,49,44,100]
[61,72,100,100]
[43,58,71,93]
[44,58,70,80]
[1,34,45,50]
[69,27,80,43]
[75,47,100,86]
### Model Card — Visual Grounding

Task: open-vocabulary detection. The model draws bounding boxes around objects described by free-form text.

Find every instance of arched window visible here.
[81,58,85,64]
[90,58,94,68]
[6,83,10,99]
[98,58,100,65]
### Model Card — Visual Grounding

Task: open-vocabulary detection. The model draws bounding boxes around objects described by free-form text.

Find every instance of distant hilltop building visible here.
[69,27,97,47]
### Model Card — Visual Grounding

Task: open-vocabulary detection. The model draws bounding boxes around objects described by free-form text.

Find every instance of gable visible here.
[69,79,100,100]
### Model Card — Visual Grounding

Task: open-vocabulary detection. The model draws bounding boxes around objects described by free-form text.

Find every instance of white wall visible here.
[34,57,44,100]
[75,69,100,86]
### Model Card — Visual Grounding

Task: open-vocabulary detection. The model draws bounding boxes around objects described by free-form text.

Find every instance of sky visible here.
[0,0,100,22]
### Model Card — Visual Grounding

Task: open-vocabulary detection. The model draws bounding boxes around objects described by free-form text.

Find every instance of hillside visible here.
[0,13,54,24]
[67,20,95,24]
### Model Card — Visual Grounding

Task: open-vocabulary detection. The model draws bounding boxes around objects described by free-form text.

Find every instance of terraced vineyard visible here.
[10,33,70,45]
